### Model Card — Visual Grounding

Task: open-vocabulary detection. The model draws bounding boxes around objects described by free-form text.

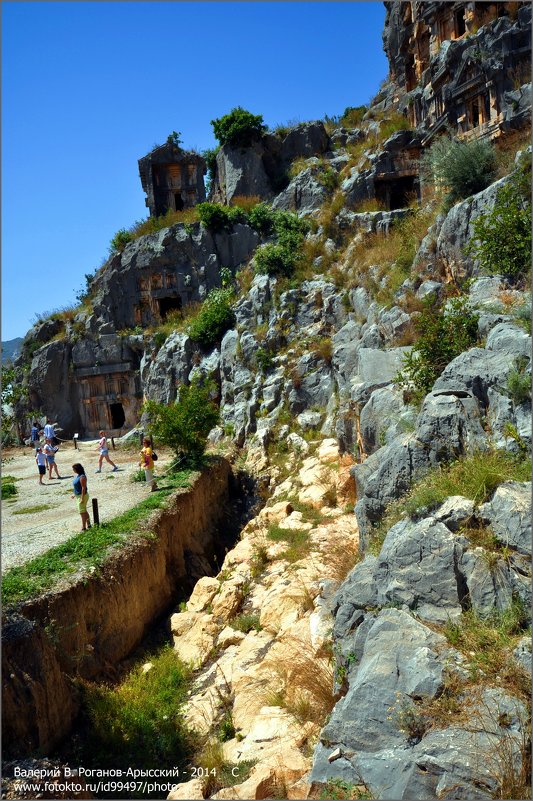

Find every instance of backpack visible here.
[152,452,158,462]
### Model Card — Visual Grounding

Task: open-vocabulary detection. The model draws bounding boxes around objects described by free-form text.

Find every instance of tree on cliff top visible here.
[211,107,267,148]
[142,379,219,464]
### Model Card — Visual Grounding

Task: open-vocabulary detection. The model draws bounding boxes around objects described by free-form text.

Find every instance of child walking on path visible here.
[72,463,91,532]
[95,431,119,473]
[35,447,46,485]
[43,439,61,480]
[140,437,158,492]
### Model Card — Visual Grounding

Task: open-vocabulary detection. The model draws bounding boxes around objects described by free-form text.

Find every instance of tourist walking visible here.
[140,437,158,492]
[72,463,91,532]
[95,430,118,473]
[30,421,41,448]
[43,438,61,480]
[35,447,47,485]
[43,417,57,445]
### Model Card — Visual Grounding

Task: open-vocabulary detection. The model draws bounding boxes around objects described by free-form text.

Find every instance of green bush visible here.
[340,105,367,127]
[1,476,17,498]
[316,167,339,192]
[143,380,219,461]
[396,297,479,402]
[422,134,497,206]
[255,242,296,277]
[211,107,267,148]
[109,228,134,254]
[197,202,247,233]
[273,209,310,243]
[465,154,531,281]
[255,347,274,373]
[507,357,531,404]
[253,210,309,277]
[188,287,235,348]
[248,202,277,235]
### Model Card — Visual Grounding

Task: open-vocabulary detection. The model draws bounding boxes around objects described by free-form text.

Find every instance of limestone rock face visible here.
[26,340,80,434]
[91,222,260,332]
[211,121,330,206]
[272,166,329,213]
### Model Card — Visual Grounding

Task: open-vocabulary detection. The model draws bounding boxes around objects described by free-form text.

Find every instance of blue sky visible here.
[2,1,388,341]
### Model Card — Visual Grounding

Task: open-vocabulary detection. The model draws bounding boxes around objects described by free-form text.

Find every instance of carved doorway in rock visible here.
[159,295,182,319]
[109,402,125,429]
[174,192,184,211]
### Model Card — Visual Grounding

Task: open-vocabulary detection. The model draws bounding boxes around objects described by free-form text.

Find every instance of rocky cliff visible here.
[8,3,532,798]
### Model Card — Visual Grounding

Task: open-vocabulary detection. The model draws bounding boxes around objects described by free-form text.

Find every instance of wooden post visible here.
[111,437,115,450]
[92,498,100,526]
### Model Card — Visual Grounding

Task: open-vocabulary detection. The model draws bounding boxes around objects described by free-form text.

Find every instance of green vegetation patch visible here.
[267,522,311,563]
[2,470,194,605]
[443,601,530,701]
[229,613,261,633]
[188,287,236,348]
[81,645,195,777]
[143,382,219,461]
[466,152,531,282]
[396,297,479,403]
[319,778,374,800]
[422,133,497,207]
[2,475,20,498]
[211,106,267,148]
[371,450,531,554]
[13,504,51,515]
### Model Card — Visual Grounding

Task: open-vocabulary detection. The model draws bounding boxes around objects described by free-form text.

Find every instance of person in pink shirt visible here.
[95,430,119,473]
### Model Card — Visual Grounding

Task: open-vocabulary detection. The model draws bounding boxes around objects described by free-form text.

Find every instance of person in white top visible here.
[43,438,61,480]
[35,447,47,485]
[43,418,56,442]
[95,430,119,473]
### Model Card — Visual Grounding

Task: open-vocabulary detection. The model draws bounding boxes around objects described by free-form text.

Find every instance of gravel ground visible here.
[2,440,175,571]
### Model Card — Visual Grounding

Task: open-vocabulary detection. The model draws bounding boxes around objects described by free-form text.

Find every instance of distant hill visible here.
[2,337,23,364]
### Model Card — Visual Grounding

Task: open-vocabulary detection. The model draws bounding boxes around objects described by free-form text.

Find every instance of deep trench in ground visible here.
[3,468,267,801]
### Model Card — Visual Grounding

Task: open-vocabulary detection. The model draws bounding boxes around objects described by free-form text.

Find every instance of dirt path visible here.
[2,440,175,571]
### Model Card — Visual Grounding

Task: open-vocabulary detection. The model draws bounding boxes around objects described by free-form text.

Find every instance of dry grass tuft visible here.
[230,194,261,212]
[265,636,335,725]
[324,536,361,584]
[352,198,388,213]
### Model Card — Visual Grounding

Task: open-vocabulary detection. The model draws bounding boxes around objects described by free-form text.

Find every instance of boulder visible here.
[272,167,329,213]
[187,576,221,613]
[355,347,410,385]
[171,612,218,667]
[479,481,532,556]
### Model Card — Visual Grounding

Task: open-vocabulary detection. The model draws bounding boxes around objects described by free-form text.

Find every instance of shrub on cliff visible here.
[197,202,246,233]
[211,107,267,148]
[143,380,219,461]
[109,227,134,254]
[396,297,479,402]
[254,211,309,278]
[422,134,497,207]
[465,153,531,282]
[188,287,235,348]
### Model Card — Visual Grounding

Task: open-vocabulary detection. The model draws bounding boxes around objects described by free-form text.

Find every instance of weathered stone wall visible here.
[2,458,233,758]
